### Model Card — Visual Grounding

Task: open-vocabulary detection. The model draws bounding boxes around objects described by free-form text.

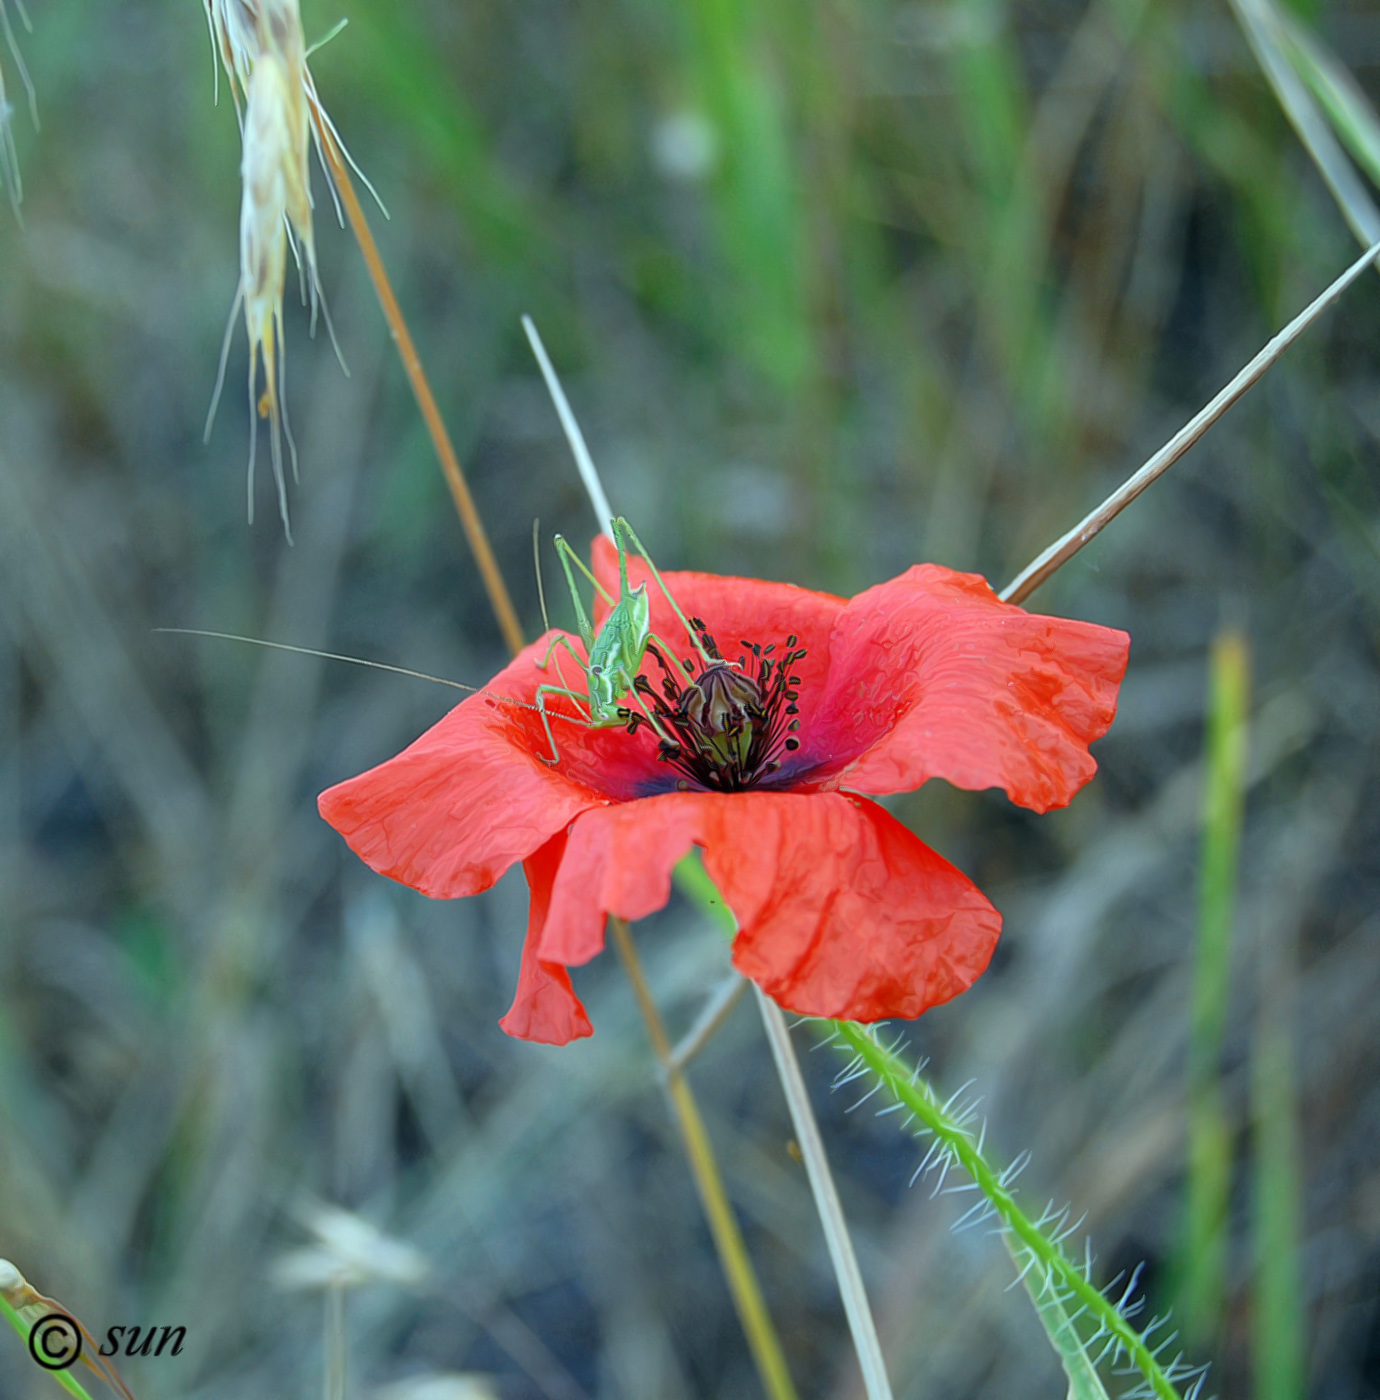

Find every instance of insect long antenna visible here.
[533,518,554,634]
[151,628,563,723]
[155,629,482,692]
[521,314,615,536]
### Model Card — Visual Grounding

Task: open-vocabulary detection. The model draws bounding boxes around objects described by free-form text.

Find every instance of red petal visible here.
[591,533,847,642]
[538,794,705,965]
[499,831,594,1045]
[526,787,998,1025]
[703,792,1001,1021]
[818,566,1129,812]
[318,637,617,899]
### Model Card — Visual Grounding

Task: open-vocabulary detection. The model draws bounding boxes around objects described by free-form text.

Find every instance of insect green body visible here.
[533,516,707,765]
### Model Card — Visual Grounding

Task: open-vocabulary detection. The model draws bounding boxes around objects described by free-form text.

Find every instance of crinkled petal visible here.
[318,637,615,899]
[815,565,1129,812]
[529,788,999,1025]
[538,795,704,966]
[703,792,1001,1021]
[499,831,593,1045]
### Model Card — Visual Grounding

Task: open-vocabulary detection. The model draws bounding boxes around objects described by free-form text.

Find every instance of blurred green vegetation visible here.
[1,1,1380,1397]
[1176,630,1249,1348]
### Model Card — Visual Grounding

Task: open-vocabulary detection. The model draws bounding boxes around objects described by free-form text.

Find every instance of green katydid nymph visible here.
[532,516,714,766]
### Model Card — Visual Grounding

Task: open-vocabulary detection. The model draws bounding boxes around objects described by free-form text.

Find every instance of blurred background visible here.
[1,0,1379,1396]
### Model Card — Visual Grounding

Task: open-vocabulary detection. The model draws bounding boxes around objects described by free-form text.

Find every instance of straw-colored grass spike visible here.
[204,0,324,540]
[203,0,360,540]
[203,0,257,109]
[0,1258,138,1400]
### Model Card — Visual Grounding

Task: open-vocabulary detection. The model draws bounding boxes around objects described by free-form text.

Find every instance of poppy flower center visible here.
[627,622,806,792]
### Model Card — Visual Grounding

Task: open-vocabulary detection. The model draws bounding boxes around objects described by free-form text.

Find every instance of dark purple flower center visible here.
[626,622,806,792]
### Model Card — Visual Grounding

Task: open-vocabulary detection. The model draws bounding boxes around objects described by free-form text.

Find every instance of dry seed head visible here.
[236,42,306,536]
[374,1376,502,1400]
[0,1258,67,1330]
[204,0,258,106]
[204,0,375,537]
[206,0,334,539]
[272,1203,431,1292]
[253,0,315,270]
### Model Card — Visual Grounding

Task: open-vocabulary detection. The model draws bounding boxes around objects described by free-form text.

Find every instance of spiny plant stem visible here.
[607,917,801,1400]
[831,1022,1190,1400]
[310,105,526,657]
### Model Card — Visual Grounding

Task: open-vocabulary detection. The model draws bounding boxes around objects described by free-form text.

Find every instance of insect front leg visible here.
[533,683,593,766]
[538,629,587,675]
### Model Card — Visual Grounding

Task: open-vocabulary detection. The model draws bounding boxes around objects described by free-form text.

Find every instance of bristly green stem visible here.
[607,918,801,1400]
[674,854,1198,1400]
[829,1023,1191,1400]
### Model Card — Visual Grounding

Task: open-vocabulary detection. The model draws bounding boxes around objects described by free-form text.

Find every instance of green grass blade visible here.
[1251,1002,1305,1400]
[1177,630,1250,1344]
[1017,1269,1113,1400]
[831,1023,1190,1400]
[1250,712,1307,1400]
[311,0,546,267]
[679,0,813,390]
[1272,7,1380,194]
[1228,0,1380,248]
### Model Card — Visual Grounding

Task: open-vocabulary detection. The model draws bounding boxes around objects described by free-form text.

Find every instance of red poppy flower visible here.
[319,537,1129,1045]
